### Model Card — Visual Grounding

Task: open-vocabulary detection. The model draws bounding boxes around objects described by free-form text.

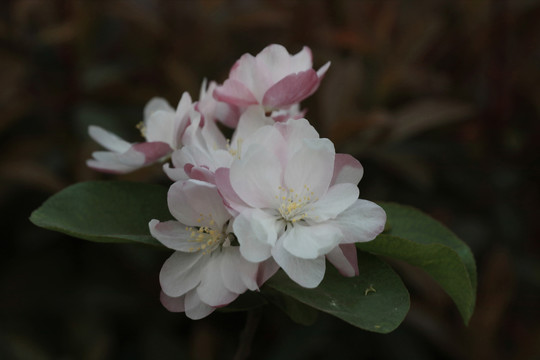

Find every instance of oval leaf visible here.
[357,202,477,324]
[265,251,410,333]
[30,181,171,247]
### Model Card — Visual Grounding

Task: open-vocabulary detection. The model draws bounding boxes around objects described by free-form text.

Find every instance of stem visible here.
[234,309,262,360]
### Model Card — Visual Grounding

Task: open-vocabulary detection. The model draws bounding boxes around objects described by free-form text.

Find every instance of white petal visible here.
[220,247,259,292]
[229,144,282,209]
[308,183,359,222]
[281,223,343,259]
[88,126,132,153]
[167,180,230,228]
[332,199,387,243]
[162,162,187,182]
[275,118,320,154]
[184,289,215,320]
[256,259,280,286]
[159,292,185,312]
[232,106,274,145]
[233,210,276,262]
[87,148,146,173]
[272,240,326,288]
[149,219,197,252]
[144,97,174,120]
[196,253,239,307]
[284,138,335,199]
[331,153,364,186]
[159,251,207,297]
[239,124,285,162]
[326,244,358,277]
[86,158,139,174]
[144,110,175,145]
[290,46,313,73]
[201,116,228,150]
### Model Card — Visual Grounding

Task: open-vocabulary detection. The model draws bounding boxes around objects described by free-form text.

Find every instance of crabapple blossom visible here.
[87,92,194,173]
[216,119,386,288]
[149,179,277,319]
[214,44,330,112]
[163,106,274,183]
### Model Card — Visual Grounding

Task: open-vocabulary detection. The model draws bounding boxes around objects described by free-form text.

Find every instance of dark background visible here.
[1,0,539,359]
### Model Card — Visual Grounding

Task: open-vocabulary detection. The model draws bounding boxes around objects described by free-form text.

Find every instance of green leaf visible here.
[357,202,477,324]
[30,181,171,247]
[265,251,410,333]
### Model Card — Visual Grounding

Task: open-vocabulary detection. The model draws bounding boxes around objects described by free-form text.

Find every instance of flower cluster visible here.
[87,44,386,319]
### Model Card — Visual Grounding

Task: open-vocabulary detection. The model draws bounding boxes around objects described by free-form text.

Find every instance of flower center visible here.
[185,214,226,254]
[226,138,243,159]
[136,121,147,138]
[276,185,317,224]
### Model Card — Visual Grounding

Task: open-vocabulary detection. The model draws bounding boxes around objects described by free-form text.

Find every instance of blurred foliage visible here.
[1,0,539,359]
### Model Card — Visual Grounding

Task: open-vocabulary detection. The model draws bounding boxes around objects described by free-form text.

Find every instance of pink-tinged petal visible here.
[230,144,282,209]
[132,141,172,163]
[233,210,277,262]
[214,102,241,128]
[159,251,207,297]
[160,292,185,312]
[144,97,174,120]
[284,138,335,198]
[308,183,359,222]
[219,247,259,293]
[262,69,319,108]
[213,79,258,107]
[271,104,306,123]
[196,254,239,307]
[88,126,132,153]
[332,199,387,243]
[197,80,242,128]
[331,153,364,186]
[256,259,280,286]
[149,219,197,252]
[272,240,326,288]
[168,180,230,228]
[281,223,343,259]
[229,53,257,85]
[187,166,215,184]
[326,244,359,277]
[184,290,215,319]
[215,168,249,213]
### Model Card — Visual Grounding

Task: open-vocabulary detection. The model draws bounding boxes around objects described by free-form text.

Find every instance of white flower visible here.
[216,119,386,288]
[149,179,277,319]
[214,44,330,111]
[87,93,193,173]
[163,106,274,183]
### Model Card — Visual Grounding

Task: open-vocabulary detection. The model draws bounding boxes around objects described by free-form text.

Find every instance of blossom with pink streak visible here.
[216,119,386,288]
[87,93,194,174]
[149,179,278,319]
[214,44,330,111]
[163,106,274,183]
